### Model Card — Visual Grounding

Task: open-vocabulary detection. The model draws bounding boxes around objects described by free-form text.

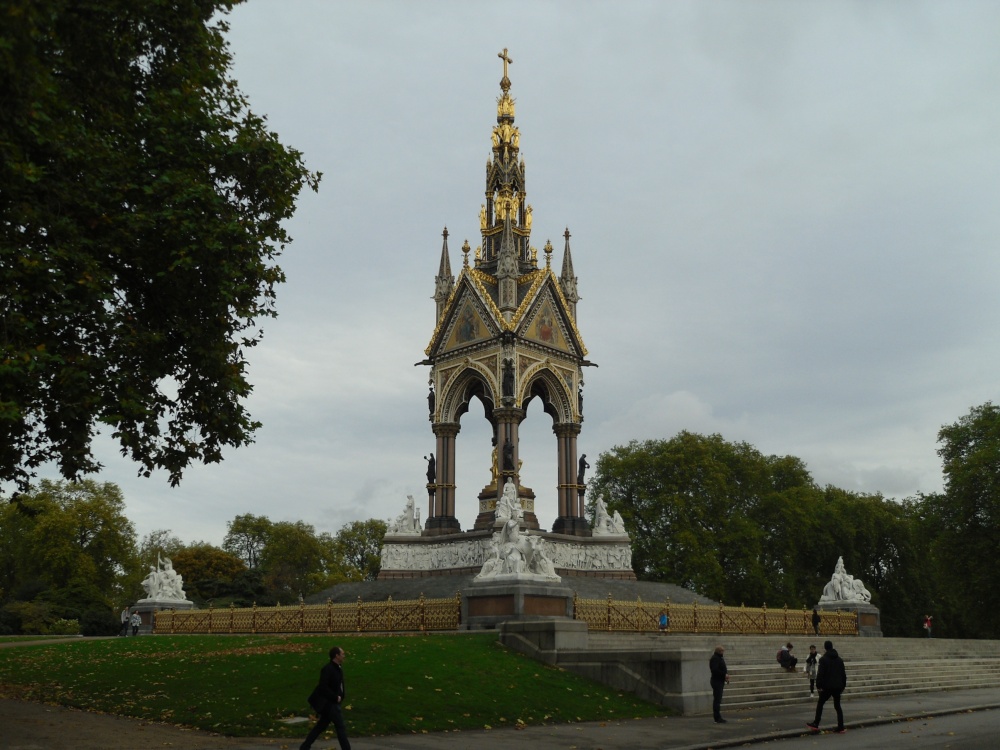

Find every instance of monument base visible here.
[816,600,882,637]
[423,515,463,536]
[462,581,574,630]
[551,516,593,537]
[132,599,194,635]
[474,484,539,531]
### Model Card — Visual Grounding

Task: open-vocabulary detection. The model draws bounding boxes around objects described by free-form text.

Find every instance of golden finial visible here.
[462,240,471,267]
[544,239,553,268]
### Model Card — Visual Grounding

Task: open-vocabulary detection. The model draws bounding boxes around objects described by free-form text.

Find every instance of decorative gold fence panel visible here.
[573,596,858,636]
[154,595,461,635]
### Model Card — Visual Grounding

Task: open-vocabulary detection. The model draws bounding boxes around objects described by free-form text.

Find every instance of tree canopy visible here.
[0,0,320,494]
[589,432,932,636]
[0,479,137,633]
[921,403,1000,638]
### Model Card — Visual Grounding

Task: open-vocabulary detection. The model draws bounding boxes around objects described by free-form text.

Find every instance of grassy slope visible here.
[0,633,668,738]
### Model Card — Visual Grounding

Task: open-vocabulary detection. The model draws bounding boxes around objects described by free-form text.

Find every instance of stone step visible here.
[726,682,989,710]
[723,669,1000,703]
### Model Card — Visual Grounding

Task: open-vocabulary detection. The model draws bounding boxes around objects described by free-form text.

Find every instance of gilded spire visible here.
[481,48,528,275]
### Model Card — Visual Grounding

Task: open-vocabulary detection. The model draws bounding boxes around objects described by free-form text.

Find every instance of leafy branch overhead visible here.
[0,0,321,492]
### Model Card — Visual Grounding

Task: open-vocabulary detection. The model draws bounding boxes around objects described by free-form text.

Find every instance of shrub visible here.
[1,601,57,634]
[47,618,80,635]
[80,607,120,637]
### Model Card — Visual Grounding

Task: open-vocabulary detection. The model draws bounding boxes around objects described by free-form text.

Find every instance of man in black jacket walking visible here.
[301,646,350,750]
[807,640,847,734]
[709,645,730,723]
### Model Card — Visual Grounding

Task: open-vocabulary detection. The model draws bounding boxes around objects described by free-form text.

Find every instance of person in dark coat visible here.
[709,645,730,724]
[301,646,350,750]
[812,608,821,635]
[807,640,847,734]
[778,642,798,670]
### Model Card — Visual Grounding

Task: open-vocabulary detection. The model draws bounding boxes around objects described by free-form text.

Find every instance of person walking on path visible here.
[119,606,130,637]
[709,645,730,724]
[924,614,933,637]
[129,611,141,636]
[812,608,821,635]
[807,640,847,734]
[301,646,351,750]
[658,609,669,634]
[804,644,819,696]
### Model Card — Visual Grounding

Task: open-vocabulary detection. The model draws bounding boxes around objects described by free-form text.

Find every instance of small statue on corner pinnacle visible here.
[427,385,435,419]
[577,454,590,485]
[425,453,436,484]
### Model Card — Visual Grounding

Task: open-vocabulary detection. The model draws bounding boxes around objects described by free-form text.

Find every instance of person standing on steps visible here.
[301,646,350,750]
[709,645,730,724]
[804,644,819,696]
[807,640,847,734]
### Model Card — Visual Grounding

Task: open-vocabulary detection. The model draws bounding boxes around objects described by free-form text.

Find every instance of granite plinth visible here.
[132,599,194,635]
[461,581,575,630]
[816,600,882,637]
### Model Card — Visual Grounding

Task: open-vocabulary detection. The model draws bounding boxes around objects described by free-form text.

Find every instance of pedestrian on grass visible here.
[804,644,819,696]
[811,608,821,635]
[119,606,130,637]
[301,646,350,750]
[130,611,141,636]
[709,645,730,724]
[807,640,847,734]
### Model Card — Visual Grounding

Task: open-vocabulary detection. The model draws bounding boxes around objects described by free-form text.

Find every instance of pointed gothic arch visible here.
[438,364,498,425]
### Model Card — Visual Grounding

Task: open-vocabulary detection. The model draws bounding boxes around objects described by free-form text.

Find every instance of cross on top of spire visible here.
[498,48,513,92]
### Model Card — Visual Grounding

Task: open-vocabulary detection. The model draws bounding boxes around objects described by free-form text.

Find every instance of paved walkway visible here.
[350,687,1000,749]
[3,686,998,750]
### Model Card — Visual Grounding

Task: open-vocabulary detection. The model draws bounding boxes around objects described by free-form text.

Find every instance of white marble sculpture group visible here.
[475,478,560,581]
[592,495,627,536]
[140,555,188,602]
[819,556,872,603]
[387,494,422,535]
[379,483,631,577]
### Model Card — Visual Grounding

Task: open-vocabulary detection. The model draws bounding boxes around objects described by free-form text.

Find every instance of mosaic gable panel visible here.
[441,296,493,354]
[523,294,571,353]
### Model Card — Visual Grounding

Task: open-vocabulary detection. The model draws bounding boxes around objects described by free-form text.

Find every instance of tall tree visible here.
[332,519,387,582]
[0,0,320,494]
[0,479,137,614]
[223,513,272,570]
[258,520,326,600]
[171,543,246,601]
[588,433,822,603]
[926,403,1000,638]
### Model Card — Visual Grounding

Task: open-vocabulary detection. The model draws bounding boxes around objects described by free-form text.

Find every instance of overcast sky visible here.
[85,1,1000,546]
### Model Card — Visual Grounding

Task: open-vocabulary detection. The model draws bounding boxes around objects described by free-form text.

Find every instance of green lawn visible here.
[0,635,80,643]
[0,633,669,738]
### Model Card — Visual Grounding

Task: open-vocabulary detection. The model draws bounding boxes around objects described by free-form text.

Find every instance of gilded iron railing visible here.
[153,594,462,635]
[572,595,859,636]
